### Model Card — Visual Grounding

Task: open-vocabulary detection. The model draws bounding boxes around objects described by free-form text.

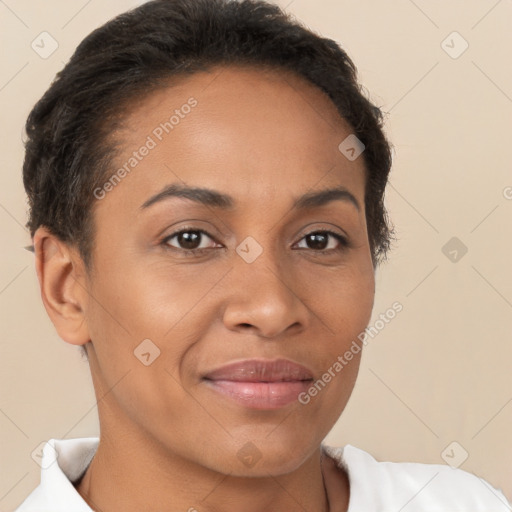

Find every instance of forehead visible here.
[98,65,366,215]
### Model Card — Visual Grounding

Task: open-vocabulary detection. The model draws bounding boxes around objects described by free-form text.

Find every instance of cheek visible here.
[300,263,373,399]
[305,263,374,339]
[83,257,228,404]
[82,266,213,437]
[88,256,216,337]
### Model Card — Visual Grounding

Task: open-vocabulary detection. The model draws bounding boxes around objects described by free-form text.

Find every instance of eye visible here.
[294,230,349,253]
[161,228,220,253]
[160,227,349,256]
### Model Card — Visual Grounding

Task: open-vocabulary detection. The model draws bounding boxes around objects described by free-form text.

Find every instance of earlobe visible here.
[32,226,91,347]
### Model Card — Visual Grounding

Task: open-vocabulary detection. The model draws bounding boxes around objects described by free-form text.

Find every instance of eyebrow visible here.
[140,183,361,212]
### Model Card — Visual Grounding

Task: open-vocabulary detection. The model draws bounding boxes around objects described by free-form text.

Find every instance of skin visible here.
[33,65,375,512]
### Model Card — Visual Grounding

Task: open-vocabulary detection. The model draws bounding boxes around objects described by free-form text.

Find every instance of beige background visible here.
[1,0,512,509]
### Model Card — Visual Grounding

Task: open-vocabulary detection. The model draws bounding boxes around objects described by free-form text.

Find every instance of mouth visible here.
[202,358,314,409]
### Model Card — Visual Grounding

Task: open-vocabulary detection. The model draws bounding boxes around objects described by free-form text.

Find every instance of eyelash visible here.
[160,227,350,256]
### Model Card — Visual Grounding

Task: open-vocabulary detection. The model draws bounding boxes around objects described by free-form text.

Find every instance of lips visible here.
[202,358,315,410]
[202,358,314,382]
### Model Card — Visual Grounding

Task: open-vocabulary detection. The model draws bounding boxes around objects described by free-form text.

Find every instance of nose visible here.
[222,250,311,339]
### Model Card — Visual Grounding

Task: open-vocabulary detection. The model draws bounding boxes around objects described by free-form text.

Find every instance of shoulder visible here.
[323,443,511,511]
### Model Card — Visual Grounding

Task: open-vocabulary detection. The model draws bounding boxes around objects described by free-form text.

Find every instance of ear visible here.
[32,226,91,346]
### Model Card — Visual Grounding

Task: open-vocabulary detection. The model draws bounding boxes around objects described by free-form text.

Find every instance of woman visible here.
[16,0,510,510]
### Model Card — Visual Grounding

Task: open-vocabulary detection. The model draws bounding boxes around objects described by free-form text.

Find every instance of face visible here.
[81,65,375,476]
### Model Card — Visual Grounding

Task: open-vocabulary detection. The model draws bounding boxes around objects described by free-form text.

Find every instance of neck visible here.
[75,435,337,512]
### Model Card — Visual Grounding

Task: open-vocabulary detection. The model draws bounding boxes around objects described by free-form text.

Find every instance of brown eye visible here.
[162,229,218,251]
[295,231,348,252]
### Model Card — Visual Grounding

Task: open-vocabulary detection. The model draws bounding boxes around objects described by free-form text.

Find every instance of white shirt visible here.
[14,437,511,511]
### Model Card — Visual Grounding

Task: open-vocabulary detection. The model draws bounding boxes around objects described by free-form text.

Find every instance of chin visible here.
[200,435,320,477]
